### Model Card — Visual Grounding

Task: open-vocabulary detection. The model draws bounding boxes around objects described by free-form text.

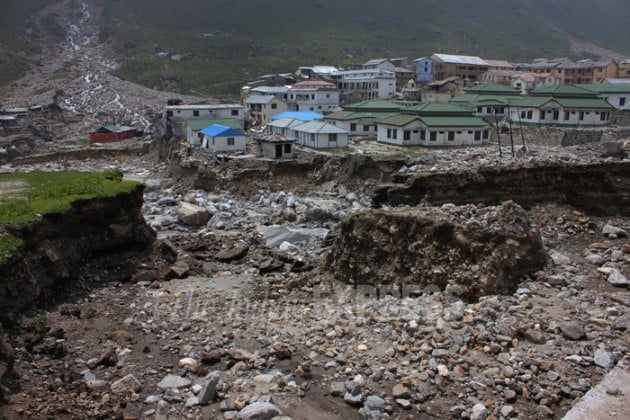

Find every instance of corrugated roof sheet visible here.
[483,59,515,68]
[200,124,245,137]
[363,58,390,66]
[251,86,289,94]
[268,118,305,129]
[293,121,348,134]
[580,84,630,94]
[433,53,488,66]
[246,95,276,104]
[376,114,422,126]
[326,111,399,123]
[342,100,403,111]
[465,84,522,95]
[419,116,488,127]
[405,102,472,116]
[531,85,598,97]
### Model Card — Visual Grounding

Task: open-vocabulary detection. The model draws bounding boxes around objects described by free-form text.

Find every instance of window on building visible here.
[620,97,626,106]
[167,110,173,117]
[420,130,426,141]
[482,130,489,139]
[521,111,526,119]
[579,111,585,121]
[447,131,455,141]
[284,144,292,154]
[193,110,199,117]
[527,110,533,119]
[430,131,437,141]
[329,133,337,143]
[231,110,239,116]
[486,107,492,114]
[227,137,235,146]
[403,130,411,141]
[600,112,608,121]
[311,94,315,100]
[474,131,481,141]
[564,111,570,121]
[310,133,315,143]
[552,110,559,120]
[271,103,277,109]
[350,123,357,131]
[540,110,546,120]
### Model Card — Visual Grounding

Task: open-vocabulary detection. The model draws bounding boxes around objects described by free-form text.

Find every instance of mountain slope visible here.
[2,0,629,97]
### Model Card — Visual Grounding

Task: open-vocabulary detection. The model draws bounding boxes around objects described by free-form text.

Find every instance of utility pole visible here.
[506,105,515,157]
[492,107,502,157]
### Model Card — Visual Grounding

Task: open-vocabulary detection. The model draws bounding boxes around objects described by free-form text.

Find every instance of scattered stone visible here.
[593,349,615,369]
[110,374,142,395]
[199,372,221,405]
[214,242,249,262]
[560,322,586,340]
[607,269,630,287]
[270,342,292,360]
[157,374,192,390]
[237,401,283,420]
[392,383,411,399]
[471,402,488,420]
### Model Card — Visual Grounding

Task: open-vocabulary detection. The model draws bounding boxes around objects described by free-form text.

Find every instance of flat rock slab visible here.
[562,361,630,420]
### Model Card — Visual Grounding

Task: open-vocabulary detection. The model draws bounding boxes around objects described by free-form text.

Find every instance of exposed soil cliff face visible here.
[325,201,547,301]
[0,185,155,325]
[373,162,630,216]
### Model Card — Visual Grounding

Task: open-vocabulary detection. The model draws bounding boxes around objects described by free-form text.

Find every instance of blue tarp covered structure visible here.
[200,124,245,137]
[269,111,324,122]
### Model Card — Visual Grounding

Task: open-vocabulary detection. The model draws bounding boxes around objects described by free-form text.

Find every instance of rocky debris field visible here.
[0,145,629,420]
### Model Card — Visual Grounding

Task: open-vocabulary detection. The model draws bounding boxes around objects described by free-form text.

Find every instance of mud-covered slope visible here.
[0,184,155,324]
[373,162,630,216]
[325,201,547,301]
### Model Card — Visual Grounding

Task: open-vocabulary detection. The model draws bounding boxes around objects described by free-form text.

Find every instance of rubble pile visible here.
[325,201,547,300]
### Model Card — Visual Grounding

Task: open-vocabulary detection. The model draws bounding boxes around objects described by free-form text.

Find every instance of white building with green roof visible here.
[325,100,403,137]
[507,85,615,126]
[376,102,491,147]
[580,84,630,111]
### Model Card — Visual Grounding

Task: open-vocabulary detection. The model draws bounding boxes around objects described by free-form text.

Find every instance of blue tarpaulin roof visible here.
[269,111,324,121]
[200,124,245,137]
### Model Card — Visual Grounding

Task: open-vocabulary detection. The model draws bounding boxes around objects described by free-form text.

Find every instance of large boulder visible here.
[177,202,210,226]
[325,201,547,300]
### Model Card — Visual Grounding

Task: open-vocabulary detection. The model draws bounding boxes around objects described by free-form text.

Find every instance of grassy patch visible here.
[0,170,140,262]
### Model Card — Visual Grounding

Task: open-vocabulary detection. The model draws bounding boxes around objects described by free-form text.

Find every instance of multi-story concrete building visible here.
[330,69,396,101]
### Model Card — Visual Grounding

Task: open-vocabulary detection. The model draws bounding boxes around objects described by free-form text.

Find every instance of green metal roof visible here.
[555,98,615,110]
[464,83,521,95]
[531,84,598,98]
[342,100,404,112]
[404,102,471,116]
[326,111,399,124]
[512,96,614,110]
[377,114,488,128]
[376,114,423,126]
[187,118,243,130]
[511,97,555,108]
[419,116,488,128]
[450,94,522,105]
[580,84,630,94]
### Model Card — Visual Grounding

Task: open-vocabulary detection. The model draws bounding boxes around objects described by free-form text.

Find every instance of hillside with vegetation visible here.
[1,0,629,96]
